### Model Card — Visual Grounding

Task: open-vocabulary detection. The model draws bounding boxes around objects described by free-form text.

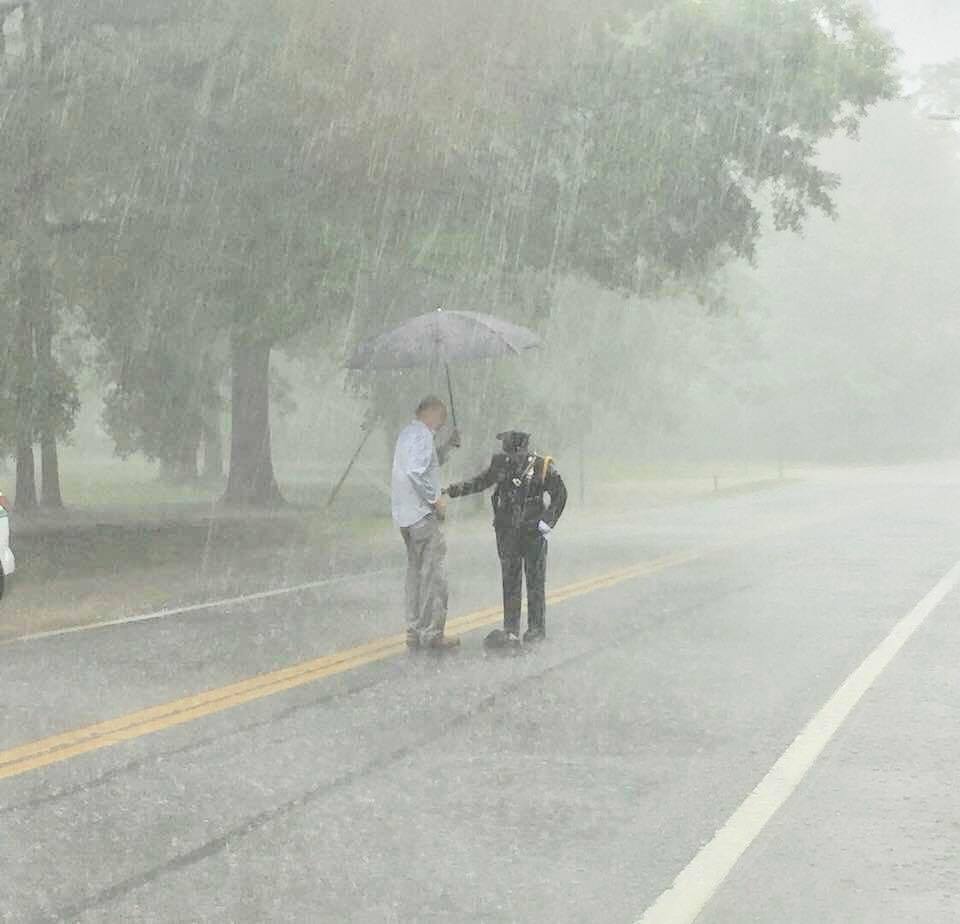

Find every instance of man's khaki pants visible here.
[400,515,449,645]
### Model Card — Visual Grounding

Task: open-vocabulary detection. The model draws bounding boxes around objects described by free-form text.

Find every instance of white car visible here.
[0,488,14,599]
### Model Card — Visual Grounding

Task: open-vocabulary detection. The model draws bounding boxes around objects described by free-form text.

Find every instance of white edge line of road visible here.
[3,566,404,646]
[635,556,960,924]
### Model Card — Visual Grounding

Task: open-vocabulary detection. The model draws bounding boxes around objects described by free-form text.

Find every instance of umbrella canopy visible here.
[346,309,540,371]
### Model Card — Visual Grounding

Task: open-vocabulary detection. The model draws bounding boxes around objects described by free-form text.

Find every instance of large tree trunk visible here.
[34,314,64,508]
[16,443,38,511]
[223,333,282,506]
[13,307,38,512]
[40,433,62,508]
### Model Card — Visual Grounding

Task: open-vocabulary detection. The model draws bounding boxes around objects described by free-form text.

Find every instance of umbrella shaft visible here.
[444,363,458,429]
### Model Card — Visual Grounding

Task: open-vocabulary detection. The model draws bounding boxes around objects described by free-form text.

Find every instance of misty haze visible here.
[1,1,959,921]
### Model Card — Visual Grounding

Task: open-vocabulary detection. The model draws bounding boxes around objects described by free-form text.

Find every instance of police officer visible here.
[445,431,567,645]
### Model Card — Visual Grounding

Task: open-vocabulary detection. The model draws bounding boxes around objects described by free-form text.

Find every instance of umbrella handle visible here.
[444,362,458,430]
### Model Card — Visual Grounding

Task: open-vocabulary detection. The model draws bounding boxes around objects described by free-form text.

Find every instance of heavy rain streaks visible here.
[1,1,960,922]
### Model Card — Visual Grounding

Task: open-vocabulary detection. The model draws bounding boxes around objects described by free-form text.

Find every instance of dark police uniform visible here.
[446,432,567,640]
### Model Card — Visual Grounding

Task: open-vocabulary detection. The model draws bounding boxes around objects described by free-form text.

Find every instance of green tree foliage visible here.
[323,0,898,465]
[1,0,898,506]
[521,0,899,292]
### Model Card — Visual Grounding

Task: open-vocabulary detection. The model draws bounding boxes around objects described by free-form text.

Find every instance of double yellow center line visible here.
[0,548,702,782]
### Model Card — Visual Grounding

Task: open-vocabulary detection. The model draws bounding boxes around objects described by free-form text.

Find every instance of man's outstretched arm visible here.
[446,461,497,499]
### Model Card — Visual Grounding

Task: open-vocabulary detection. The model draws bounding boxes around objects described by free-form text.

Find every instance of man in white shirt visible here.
[391,396,460,652]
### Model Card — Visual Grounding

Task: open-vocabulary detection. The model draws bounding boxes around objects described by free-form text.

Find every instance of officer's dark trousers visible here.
[496,526,548,635]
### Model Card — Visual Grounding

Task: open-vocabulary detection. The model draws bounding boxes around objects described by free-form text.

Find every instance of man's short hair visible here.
[416,395,447,417]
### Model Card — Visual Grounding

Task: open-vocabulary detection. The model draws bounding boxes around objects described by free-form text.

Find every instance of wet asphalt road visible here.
[2,467,960,922]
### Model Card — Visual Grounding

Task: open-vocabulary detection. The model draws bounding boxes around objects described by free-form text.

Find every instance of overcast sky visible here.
[868,0,960,70]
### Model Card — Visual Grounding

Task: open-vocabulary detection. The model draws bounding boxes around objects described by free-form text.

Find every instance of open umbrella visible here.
[345,308,541,427]
[329,308,540,506]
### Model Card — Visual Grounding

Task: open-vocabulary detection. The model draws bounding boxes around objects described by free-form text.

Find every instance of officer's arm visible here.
[446,460,497,499]
[542,463,567,528]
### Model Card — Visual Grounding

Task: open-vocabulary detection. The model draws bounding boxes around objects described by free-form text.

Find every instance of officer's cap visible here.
[497,430,531,452]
